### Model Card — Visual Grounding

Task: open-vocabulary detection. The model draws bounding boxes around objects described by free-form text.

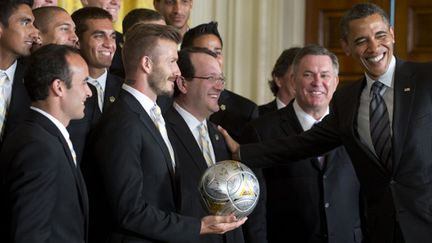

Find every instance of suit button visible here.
[390,180,396,185]
[323,175,327,179]
[324,202,330,208]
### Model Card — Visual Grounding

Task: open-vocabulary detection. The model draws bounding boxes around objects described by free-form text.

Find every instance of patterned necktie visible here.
[151,104,176,170]
[198,123,214,167]
[87,79,104,112]
[369,81,392,171]
[0,71,8,139]
[66,136,77,166]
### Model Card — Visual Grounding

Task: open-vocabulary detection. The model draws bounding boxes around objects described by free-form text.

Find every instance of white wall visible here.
[191,0,305,105]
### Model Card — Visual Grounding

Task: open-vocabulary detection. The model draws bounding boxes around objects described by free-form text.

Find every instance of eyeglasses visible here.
[191,75,226,85]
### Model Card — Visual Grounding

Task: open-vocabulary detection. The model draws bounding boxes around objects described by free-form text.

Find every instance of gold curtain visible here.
[58,0,154,33]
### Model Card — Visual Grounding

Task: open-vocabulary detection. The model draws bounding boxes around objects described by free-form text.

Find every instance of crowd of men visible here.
[0,1,430,243]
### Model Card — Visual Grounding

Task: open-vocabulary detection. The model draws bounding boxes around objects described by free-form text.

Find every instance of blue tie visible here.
[369,81,392,171]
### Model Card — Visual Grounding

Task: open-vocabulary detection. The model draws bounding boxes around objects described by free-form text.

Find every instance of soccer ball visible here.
[199,160,260,218]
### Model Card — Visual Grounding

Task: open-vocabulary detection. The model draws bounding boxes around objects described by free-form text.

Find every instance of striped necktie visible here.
[87,79,104,112]
[198,123,214,167]
[151,104,176,170]
[369,81,392,171]
[0,71,8,138]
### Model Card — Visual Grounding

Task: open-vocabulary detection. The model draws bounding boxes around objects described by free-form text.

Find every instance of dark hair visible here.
[123,23,181,75]
[292,44,339,76]
[268,47,301,96]
[340,3,390,41]
[25,44,79,101]
[174,47,217,97]
[181,21,223,49]
[71,7,113,40]
[33,6,68,33]
[0,0,33,27]
[122,8,164,35]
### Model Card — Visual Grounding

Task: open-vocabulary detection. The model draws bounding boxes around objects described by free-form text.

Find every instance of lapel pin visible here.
[220,104,226,111]
[404,87,410,92]
[215,134,220,141]
[109,96,116,103]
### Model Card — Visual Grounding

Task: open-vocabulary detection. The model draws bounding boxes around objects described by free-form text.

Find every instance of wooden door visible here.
[305,0,432,84]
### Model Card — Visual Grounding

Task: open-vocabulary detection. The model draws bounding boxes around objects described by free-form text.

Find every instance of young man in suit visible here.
[70,7,122,160]
[0,0,39,147]
[0,44,92,243]
[181,21,259,141]
[242,45,363,243]
[32,6,79,52]
[258,47,301,116]
[86,23,245,243]
[223,3,432,243]
[166,47,245,243]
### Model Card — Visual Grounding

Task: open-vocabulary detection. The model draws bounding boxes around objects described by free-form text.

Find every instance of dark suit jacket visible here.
[85,90,200,243]
[241,59,432,243]
[0,110,88,243]
[68,73,123,164]
[108,31,124,78]
[242,102,363,243]
[210,89,258,141]
[1,58,31,148]
[166,106,245,243]
[258,99,277,116]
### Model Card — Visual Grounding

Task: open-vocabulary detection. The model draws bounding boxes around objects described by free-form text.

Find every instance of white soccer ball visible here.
[199,160,260,218]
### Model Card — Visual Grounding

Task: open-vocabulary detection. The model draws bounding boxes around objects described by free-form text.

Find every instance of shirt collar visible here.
[90,69,108,91]
[365,55,396,92]
[122,83,155,115]
[275,97,287,110]
[1,60,17,85]
[173,101,207,132]
[30,106,70,141]
[293,99,329,131]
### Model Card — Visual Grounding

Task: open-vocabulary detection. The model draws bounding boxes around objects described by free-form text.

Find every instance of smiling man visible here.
[32,6,79,51]
[222,3,432,243]
[0,0,39,146]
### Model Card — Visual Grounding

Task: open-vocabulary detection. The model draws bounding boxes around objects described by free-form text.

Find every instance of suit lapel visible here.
[166,108,208,172]
[102,74,122,111]
[208,122,230,162]
[121,91,176,177]
[392,60,415,173]
[31,111,89,226]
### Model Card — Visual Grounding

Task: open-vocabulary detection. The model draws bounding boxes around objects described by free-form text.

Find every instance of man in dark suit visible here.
[242,45,363,243]
[86,23,245,243]
[0,0,39,147]
[222,3,431,243]
[258,47,301,116]
[70,7,122,163]
[181,21,259,141]
[166,47,245,243]
[0,44,92,243]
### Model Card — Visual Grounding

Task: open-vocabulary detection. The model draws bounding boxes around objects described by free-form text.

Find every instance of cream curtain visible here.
[58,0,305,104]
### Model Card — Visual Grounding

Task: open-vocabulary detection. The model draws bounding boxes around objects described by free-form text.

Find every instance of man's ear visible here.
[175,77,188,94]
[340,38,351,56]
[51,79,64,97]
[141,56,152,74]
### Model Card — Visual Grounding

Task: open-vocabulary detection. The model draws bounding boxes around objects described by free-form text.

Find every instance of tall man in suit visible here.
[0,44,92,243]
[166,47,245,243]
[86,23,245,243]
[242,45,363,243]
[70,7,122,163]
[0,0,39,147]
[259,47,301,116]
[181,21,259,141]
[222,3,432,243]
[32,6,79,52]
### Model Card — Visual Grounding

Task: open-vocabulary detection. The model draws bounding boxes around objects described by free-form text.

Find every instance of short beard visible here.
[148,77,174,97]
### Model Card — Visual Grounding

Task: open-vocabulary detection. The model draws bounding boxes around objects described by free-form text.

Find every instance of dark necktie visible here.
[369,81,392,171]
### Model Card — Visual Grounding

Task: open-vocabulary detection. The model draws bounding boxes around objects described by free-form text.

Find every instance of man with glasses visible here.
[165,47,245,243]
